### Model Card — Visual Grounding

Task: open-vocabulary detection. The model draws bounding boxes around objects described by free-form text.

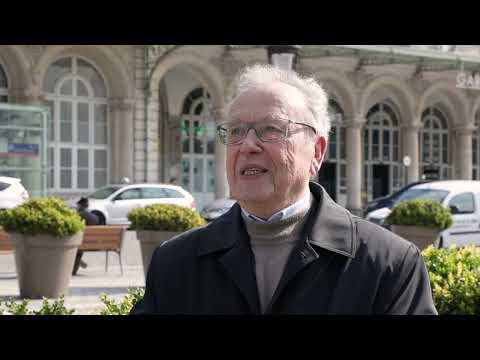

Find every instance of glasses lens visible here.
[257,121,288,142]
[218,123,245,145]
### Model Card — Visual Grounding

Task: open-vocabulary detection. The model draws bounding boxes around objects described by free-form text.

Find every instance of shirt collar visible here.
[241,191,311,223]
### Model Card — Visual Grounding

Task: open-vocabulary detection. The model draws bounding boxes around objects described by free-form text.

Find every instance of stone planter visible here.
[390,225,440,250]
[9,232,83,299]
[137,230,181,278]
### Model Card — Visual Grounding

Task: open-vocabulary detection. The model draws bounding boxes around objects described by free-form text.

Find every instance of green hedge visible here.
[127,203,206,232]
[0,197,85,237]
[386,199,453,231]
[422,245,480,315]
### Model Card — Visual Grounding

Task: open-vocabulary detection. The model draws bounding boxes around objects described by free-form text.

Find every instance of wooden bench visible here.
[79,225,127,276]
[0,230,12,254]
[0,226,127,275]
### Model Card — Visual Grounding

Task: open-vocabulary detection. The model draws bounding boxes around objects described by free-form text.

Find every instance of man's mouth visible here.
[241,167,268,176]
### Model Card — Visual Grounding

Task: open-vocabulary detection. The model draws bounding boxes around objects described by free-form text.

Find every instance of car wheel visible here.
[92,211,106,225]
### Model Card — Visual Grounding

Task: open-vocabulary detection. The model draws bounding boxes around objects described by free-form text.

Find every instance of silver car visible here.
[67,183,196,225]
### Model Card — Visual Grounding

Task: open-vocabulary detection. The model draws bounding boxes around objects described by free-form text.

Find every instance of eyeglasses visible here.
[216,118,317,146]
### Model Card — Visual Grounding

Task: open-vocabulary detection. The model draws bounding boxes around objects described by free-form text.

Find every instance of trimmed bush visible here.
[422,245,480,315]
[386,199,453,230]
[0,295,75,315]
[127,203,206,232]
[99,288,145,315]
[0,197,85,237]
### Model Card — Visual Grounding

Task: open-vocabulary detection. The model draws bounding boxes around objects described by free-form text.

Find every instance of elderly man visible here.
[131,65,437,315]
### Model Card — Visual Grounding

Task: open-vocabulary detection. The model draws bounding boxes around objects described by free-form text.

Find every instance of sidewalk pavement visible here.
[0,231,146,315]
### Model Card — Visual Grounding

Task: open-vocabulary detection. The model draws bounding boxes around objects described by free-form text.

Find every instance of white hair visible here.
[225,64,331,139]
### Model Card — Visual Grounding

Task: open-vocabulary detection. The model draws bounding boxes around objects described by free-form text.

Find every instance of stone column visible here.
[213,107,229,199]
[403,122,421,183]
[110,98,135,184]
[455,126,474,180]
[345,117,364,216]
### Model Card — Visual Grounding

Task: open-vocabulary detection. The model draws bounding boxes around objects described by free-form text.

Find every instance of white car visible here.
[0,176,29,210]
[366,180,480,248]
[67,183,196,225]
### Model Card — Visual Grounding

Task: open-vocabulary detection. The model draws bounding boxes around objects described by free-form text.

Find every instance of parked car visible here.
[66,183,196,225]
[366,180,480,248]
[363,180,433,217]
[0,176,29,210]
[200,198,236,222]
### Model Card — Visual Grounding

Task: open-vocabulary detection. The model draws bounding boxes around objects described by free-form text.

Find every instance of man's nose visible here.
[239,128,262,152]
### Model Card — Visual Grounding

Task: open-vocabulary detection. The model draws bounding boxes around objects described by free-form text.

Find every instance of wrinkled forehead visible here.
[228,82,311,123]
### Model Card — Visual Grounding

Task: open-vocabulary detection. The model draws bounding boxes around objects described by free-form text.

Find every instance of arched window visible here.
[180,88,215,210]
[0,64,8,103]
[421,106,450,179]
[44,56,108,192]
[363,102,401,201]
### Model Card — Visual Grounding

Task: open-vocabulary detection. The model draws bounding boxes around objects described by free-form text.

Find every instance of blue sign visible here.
[8,143,39,156]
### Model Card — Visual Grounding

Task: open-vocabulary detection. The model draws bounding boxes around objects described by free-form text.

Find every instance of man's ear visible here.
[310,135,327,176]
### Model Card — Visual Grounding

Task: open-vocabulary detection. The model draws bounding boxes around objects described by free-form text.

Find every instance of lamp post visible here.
[266,45,302,71]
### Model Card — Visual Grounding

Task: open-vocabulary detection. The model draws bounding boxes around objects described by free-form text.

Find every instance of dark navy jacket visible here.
[131,182,437,315]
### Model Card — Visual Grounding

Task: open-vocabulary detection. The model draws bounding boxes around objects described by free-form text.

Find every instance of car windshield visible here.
[394,188,449,205]
[88,186,122,199]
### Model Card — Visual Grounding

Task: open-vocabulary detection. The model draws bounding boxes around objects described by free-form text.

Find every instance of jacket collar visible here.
[197,182,357,259]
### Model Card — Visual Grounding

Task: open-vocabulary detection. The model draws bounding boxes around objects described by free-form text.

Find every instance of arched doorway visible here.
[180,87,216,210]
[43,56,109,194]
[363,102,402,202]
[421,106,450,180]
[317,99,346,206]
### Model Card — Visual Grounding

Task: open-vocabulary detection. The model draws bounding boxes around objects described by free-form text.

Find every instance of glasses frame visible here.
[216,118,317,146]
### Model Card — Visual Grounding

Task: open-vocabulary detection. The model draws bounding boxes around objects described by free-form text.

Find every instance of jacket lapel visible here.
[199,205,261,314]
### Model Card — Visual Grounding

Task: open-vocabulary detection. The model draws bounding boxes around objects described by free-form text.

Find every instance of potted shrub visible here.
[386,199,453,250]
[128,204,206,278]
[0,197,85,299]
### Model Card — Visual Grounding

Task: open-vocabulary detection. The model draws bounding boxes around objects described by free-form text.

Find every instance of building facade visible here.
[1,45,480,213]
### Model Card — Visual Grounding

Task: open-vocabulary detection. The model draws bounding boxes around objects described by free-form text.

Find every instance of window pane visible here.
[207,159,215,193]
[60,79,73,96]
[77,58,106,98]
[60,102,72,142]
[340,127,346,160]
[94,170,107,188]
[78,149,88,167]
[194,158,203,192]
[43,58,72,93]
[60,149,72,167]
[95,104,107,145]
[77,170,89,189]
[0,95,7,103]
[95,150,107,169]
[61,170,72,188]
[48,147,54,188]
[77,79,89,97]
[193,121,204,154]
[182,120,190,153]
[78,103,89,143]
[181,158,190,189]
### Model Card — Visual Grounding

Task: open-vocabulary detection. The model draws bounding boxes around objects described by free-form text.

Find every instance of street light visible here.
[266,45,302,71]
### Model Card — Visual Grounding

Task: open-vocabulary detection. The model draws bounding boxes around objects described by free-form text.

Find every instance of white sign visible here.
[403,156,411,167]
[456,71,480,90]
